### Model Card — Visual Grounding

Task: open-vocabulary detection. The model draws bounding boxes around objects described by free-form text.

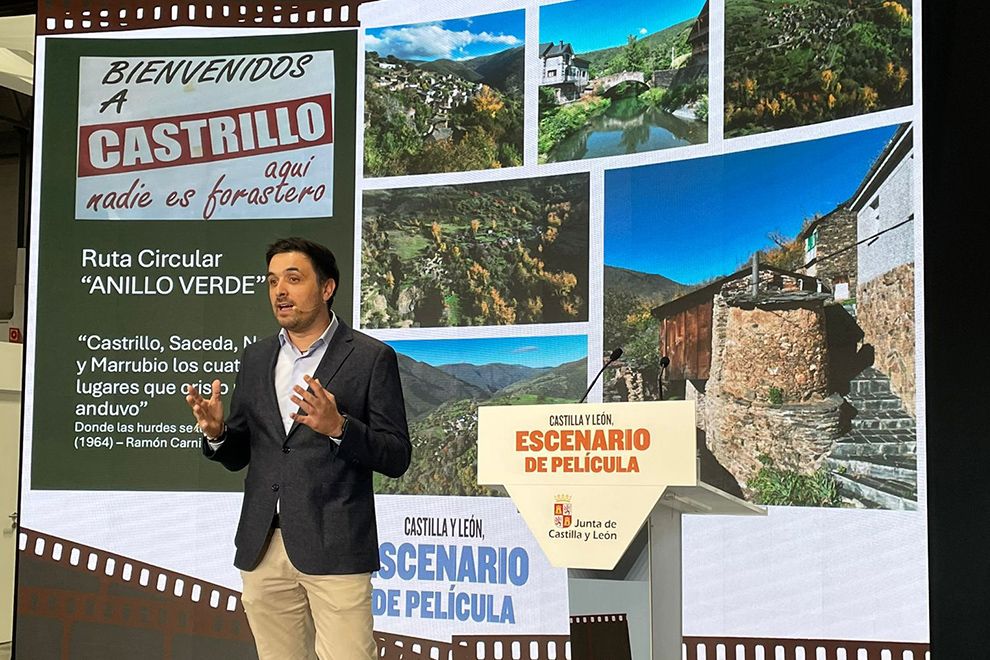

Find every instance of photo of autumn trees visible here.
[361,174,589,328]
[724,0,912,136]
[363,11,525,177]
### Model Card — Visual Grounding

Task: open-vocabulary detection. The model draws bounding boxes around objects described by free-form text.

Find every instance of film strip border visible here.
[685,637,931,660]
[17,526,255,657]
[17,529,931,659]
[374,632,572,660]
[37,0,378,34]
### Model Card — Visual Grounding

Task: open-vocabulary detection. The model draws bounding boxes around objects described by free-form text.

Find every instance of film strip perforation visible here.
[452,634,572,660]
[19,528,243,614]
[684,636,931,660]
[38,0,377,34]
[374,631,453,659]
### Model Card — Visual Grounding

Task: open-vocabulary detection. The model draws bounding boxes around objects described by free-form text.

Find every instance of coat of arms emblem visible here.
[553,494,572,528]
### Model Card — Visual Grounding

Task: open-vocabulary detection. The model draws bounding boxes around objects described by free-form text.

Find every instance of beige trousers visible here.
[240,530,377,660]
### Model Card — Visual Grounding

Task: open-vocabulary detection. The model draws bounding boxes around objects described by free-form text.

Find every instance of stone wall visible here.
[703,289,841,493]
[856,262,916,416]
[651,69,677,88]
[704,394,845,492]
[709,297,829,404]
[685,379,706,431]
[720,268,817,297]
[605,363,646,402]
[813,208,857,295]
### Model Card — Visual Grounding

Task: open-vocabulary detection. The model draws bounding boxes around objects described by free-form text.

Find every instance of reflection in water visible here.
[548,95,707,162]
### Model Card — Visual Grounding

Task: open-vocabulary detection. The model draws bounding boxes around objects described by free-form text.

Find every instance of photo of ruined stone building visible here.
[653,124,916,509]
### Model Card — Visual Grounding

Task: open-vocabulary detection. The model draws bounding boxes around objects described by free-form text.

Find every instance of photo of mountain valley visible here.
[378,335,588,496]
[364,11,525,176]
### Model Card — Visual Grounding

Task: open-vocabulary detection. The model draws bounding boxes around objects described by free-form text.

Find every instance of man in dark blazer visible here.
[186,237,411,660]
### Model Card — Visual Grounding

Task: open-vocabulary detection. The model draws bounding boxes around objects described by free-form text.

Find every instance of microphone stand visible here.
[658,356,670,401]
[579,348,623,403]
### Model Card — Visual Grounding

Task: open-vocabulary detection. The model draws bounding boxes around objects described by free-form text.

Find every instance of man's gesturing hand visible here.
[185,379,225,439]
[291,375,346,437]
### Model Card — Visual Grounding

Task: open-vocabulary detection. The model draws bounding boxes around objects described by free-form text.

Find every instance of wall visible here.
[704,393,845,491]
[710,298,830,404]
[857,262,916,416]
[857,152,914,285]
[856,145,915,415]
[0,249,24,343]
[704,293,843,491]
[0,341,22,645]
[0,157,19,322]
[813,208,858,295]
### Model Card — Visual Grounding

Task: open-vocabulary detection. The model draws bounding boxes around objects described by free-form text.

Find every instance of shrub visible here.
[749,455,842,507]
[637,87,667,108]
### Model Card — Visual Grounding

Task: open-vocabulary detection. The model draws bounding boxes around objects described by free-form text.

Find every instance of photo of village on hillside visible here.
[724,0,912,136]
[361,173,589,328]
[603,123,917,511]
[376,335,588,496]
[538,0,709,162]
[364,11,525,176]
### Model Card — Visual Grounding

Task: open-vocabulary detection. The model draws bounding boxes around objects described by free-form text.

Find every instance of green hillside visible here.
[604,265,688,308]
[437,362,551,395]
[362,175,589,328]
[418,59,483,83]
[418,45,523,93]
[724,0,912,135]
[578,19,697,76]
[378,358,587,496]
[603,266,695,401]
[396,354,488,421]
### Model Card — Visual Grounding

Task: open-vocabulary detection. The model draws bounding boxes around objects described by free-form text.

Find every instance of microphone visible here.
[578,347,623,403]
[276,299,323,313]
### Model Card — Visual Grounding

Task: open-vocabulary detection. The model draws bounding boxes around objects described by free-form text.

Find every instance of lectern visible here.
[477,401,764,659]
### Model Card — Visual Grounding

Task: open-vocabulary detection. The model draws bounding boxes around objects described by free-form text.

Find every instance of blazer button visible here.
[271,484,279,492]
[282,447,290,453]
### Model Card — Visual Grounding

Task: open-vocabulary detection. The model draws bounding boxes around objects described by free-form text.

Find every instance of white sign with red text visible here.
[478,401,698,569]
[75,51,335,220]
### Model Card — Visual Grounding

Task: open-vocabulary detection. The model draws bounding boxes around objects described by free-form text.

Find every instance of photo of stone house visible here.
[539,41,590,103]
[797,203,857,301]
[848,123,915,418]
[641,126,917,510]
[650,265,853,501]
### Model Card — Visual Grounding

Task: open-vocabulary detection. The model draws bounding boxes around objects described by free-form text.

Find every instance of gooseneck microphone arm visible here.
[578,347,623,403]
[658,355,670,401]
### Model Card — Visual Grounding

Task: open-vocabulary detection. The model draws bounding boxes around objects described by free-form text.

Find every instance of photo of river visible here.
[546,94,706,162]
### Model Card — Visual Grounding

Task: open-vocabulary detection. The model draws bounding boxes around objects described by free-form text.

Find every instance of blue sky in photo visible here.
[366,10,524,61]
[539,0,706,54]
[386,334,588,368]
[604,124,901,285]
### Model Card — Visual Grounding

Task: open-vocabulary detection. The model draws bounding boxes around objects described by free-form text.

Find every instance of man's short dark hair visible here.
[266,237,340,310]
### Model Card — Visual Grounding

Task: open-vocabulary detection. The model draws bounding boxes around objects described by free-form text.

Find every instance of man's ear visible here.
[323,278,336,302]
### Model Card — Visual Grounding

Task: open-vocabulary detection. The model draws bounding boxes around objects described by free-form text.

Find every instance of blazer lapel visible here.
[262,337,287,440]
[285,321,355,441]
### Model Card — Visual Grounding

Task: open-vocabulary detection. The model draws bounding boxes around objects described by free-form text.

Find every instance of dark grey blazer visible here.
[202,319,411,574]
